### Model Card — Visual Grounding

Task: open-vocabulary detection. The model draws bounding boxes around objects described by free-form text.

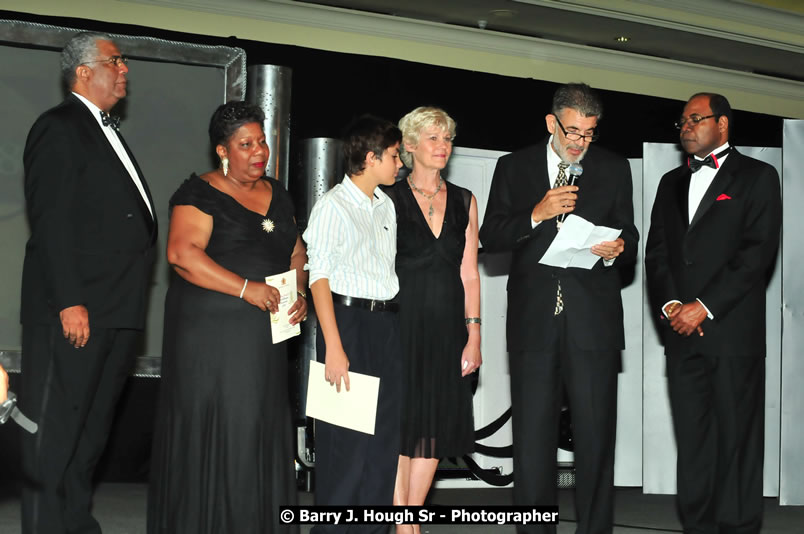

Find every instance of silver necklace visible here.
[408,175,444,220]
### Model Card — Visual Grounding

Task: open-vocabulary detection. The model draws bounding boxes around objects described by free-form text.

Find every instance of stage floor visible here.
[1,484,802,533]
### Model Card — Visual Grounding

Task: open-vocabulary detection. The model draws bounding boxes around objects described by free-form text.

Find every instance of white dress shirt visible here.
[72,92,154,218]
[303,175,399,300]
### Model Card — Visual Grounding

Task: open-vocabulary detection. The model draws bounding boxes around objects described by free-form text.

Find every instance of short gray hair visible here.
[552,82,603,120]
[60,32,114,89]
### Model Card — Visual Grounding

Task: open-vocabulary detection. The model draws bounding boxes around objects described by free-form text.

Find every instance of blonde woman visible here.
[386,107,481,534]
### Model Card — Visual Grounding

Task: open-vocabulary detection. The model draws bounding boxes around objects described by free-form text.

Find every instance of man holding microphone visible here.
[480,82,638,534]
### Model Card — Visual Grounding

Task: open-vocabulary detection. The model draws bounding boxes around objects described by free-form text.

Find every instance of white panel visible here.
[642,143,683,495]
[614,159,644,487]
[780,120,804,505]
[436,147,513,488]
[445,147,501,229]
[739,147,782,499]
[641,143,782,497]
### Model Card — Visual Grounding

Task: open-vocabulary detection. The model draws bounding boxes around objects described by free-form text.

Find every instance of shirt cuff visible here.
[662,299,682,319]
[306,258,331,287]
[603,257,615,267]
[308,271,328,287]
[531,218,541,229]
[696,298,714,320]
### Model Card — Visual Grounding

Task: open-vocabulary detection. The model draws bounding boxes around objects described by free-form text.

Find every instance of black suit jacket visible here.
[479,139,638,353]
[645,149,781,358]
[21,94,157,329]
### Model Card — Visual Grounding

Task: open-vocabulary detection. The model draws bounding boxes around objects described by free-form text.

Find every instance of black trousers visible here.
[509,314,619,534]
[312,304,402,534]
[20,324,139,534]
[666,352,765,534]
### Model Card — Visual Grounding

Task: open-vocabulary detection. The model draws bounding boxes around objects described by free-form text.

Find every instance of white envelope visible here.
[305,361,380,435]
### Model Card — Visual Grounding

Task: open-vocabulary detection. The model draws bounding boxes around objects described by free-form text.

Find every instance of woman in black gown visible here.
[148,102,307,533]
[388,107,482,534]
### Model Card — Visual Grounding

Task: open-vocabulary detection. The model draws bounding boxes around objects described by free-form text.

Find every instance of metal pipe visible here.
[246,65,292,188]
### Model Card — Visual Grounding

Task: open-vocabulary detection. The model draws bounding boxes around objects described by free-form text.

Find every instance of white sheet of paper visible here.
[305,361,380,435]
[539,214,622,270]
[265,270,301,344]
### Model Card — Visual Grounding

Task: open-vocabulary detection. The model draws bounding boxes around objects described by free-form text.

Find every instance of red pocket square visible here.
[716,193,732,201]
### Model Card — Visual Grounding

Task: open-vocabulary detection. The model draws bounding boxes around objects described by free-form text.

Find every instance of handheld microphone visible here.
[559,162,584,223]
[567,162,583,186]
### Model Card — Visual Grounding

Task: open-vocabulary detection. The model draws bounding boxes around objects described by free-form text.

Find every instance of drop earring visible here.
[221,157,229,177]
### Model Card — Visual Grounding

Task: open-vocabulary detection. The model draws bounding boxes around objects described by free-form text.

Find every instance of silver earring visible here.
[221,157,229,177]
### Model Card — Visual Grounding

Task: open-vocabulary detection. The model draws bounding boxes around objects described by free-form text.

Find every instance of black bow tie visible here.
[689,146,731,173]
[99,111,120,130]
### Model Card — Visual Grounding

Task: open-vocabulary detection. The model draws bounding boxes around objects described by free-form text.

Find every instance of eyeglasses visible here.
[554,116,599,142]
[84,56,129,68]
[674,114,715,129]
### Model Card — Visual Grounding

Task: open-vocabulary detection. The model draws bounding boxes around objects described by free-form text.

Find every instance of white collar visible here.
[341,175,385,207]
[72,92,108,129]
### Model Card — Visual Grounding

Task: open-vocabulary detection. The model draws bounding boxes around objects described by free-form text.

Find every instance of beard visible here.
[552,135,588,163]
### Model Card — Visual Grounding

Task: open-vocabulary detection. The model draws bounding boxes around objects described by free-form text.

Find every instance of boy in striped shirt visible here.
[304,115,403,532]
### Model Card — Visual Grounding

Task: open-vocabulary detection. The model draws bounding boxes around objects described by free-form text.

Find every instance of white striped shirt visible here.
[303,175,399,300]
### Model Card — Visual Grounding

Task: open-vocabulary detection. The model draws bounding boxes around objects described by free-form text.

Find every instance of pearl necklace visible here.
[407,175,444,220]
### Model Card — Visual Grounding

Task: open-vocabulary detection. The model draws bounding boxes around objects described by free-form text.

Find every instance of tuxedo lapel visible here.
[69,96,131,182]
[68,94,156,239]
[536,142,551,195]
[688,152,739,231]
[677,168,692,228]
[115,129,157,238]
[517,142,550,212]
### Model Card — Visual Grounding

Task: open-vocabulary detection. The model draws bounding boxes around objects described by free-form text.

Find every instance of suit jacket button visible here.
[126,213,134,219]
[684,259,693,266]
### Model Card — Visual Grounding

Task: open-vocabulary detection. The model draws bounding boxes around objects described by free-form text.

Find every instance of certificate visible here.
[265,269,301,344]
[305,361,380,435]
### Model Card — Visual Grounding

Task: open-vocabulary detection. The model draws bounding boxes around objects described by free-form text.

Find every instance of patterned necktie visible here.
[99,111,120,130]
[554,162,569,315]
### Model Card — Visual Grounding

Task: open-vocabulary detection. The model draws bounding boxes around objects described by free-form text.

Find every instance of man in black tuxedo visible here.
[645,93,781,534]
[479,83,638,534]
[20,32,157,533]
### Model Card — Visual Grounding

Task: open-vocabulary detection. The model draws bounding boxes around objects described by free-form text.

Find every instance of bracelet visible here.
[239,279,248,299]
[297,289,307,299]
[465,317,481,325]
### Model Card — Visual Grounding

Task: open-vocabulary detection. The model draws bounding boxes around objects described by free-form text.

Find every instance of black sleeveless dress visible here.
[148,175,299,534]
[387,179,475,459]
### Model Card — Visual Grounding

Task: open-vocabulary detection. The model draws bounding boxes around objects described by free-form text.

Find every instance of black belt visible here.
[332,293,398,313]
